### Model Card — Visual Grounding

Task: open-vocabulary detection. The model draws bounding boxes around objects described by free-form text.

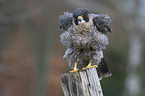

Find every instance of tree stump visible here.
[61,67,103,96]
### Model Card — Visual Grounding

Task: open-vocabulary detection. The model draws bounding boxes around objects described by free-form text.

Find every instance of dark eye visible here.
[83,13,89,22]
[83,13,86,17]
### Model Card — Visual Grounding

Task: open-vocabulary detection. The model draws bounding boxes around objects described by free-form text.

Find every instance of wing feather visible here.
[92,14,112,33]
[59,12,73,30]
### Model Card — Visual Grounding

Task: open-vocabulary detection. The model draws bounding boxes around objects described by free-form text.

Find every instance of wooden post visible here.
[61,67,103,96]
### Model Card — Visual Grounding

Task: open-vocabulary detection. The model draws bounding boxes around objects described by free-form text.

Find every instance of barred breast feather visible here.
[60,15,109,69]
[59,10,112,79]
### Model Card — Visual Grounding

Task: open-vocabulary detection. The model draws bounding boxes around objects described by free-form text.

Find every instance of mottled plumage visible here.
[59,8,112,79]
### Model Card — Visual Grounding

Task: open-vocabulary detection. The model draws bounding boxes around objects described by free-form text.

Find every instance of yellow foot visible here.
[91,65,98,68]
[70,68,79,73]
[83,64,98,70]
[83,65,91,70]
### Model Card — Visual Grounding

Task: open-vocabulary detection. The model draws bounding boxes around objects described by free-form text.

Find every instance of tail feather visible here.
[97,58,112,80]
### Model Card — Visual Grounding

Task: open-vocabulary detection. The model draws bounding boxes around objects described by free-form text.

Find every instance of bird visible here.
[59,8,112,79]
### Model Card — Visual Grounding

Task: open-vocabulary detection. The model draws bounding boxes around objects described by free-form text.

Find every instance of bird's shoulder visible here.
[59,12,73,30]
[91,14,112,34]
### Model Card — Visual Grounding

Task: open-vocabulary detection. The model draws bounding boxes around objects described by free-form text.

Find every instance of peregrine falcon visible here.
[59,8,112,79]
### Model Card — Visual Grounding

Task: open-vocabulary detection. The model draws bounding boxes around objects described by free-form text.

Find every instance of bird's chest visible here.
[70,25,95,50]
[74,34,91,46]
[73,37,92,52]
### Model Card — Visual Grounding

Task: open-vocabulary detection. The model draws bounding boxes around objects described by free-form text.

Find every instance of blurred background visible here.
[0,0,145,96]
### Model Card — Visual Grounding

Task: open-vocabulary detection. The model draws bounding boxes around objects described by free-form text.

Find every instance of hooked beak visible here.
[78,16,83,22]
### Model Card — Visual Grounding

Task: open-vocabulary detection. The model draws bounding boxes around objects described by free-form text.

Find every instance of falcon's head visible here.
[59,8,111,33]
[73,8,91,25]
